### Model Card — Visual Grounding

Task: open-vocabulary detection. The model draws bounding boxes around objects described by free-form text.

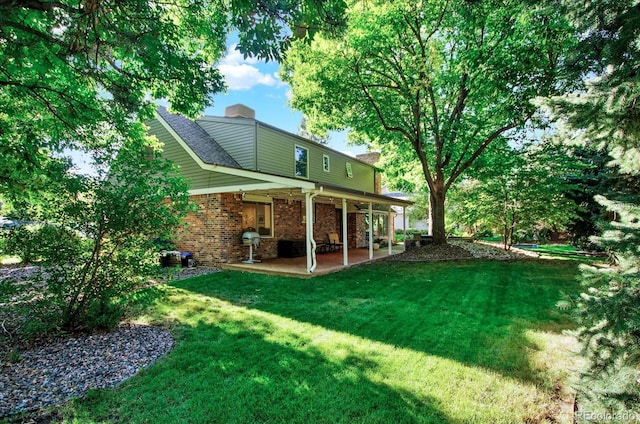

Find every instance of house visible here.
[148,104,413,273]
[383,188,431,232]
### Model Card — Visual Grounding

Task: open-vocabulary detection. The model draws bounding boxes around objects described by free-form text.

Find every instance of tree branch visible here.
[357,79,411,140]
[448,126,481,176]
[447,73,469,128]
[2,20,65,46]
[0,0,80,14]
[445,117,528,192]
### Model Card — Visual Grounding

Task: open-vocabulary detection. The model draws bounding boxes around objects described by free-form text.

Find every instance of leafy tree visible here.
[0,0,346,331]
[0,0,346,200]
[4,131,193,331]
[281,0,580,244]
[449,141,580,249]
[298,115,329,144]
[545,0,640,410]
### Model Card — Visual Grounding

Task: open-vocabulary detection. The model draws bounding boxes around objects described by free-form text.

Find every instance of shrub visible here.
[4,225,41,263]
[4,140,193,332]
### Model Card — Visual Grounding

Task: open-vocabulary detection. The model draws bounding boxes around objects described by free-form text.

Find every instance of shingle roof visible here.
[156,106,240,168]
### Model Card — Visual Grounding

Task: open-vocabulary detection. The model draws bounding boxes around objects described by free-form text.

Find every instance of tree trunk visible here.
[430,182,447,245]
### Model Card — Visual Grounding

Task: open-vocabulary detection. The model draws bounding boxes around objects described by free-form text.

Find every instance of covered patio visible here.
[221,244,406,277]
[230,183,413,275]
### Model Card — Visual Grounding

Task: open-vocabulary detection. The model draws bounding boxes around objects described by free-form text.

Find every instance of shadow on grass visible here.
[175,259,582,385]
[68,319,453,424]
[125,284,173,317]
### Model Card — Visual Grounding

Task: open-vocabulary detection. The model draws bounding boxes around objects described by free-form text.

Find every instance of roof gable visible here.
[156,106,239,168]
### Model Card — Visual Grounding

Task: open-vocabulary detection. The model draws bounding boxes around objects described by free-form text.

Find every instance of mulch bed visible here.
[389,239,533,262]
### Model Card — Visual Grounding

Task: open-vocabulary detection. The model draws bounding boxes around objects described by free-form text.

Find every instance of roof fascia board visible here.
[189,182,291,196]
[204,163,315,189]
[303,187,413,206]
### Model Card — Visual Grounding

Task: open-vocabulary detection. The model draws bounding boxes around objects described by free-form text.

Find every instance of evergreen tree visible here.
[547,0,640,410]
[563,146,612,249]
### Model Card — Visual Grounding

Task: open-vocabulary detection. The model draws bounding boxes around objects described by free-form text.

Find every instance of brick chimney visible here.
[356,152,381,165]
[224,104,256,119]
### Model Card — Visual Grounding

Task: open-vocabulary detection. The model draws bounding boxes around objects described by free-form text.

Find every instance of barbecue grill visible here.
[241,231,261,263]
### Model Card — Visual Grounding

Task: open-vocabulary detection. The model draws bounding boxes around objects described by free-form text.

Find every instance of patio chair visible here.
[327,232,343,252]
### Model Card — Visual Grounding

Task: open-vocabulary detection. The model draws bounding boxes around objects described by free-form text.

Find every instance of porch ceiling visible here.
[236,184,413,211]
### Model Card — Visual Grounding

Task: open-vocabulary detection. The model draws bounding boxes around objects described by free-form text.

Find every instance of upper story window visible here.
[346,162,353,178]
[295,145,308,178]
[323,154,330,172]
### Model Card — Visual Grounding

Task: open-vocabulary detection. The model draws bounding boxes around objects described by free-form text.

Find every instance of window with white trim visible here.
[295,145,308,178]
[323,154,330,172]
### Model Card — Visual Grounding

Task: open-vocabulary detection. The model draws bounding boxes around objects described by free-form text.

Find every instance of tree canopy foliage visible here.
[449,140,581,248]
[282,0,580,243]
[0,0,346,331]
[0,0,346,200]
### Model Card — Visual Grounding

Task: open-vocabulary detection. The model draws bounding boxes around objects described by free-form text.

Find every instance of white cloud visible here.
[219,64,279,90]
[219,45,281,91]
[222,47,260,66]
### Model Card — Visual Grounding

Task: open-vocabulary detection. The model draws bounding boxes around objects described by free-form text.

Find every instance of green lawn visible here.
[61,259,583,423]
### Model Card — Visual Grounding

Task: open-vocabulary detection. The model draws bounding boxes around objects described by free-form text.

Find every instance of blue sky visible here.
[204,44,367,157]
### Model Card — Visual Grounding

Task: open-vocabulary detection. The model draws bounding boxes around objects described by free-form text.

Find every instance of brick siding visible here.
[175,195,353,266]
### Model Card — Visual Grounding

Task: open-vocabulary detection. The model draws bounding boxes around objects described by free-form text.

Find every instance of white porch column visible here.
[388,209,393,255]
[342,198,348,266]
[403,206,407,251]
[368,202,374,260]
[305,191,312,273]
[305,188,322,273]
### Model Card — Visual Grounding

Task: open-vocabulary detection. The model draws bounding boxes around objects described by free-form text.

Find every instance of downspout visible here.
[306,186,323,273]
[368,202,374,260]
[403,205,407,251]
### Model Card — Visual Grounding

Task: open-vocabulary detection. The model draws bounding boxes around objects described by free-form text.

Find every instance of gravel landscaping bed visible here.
[389,239,538,261]
[1,324,173,418]
[0,265,222,420]
[171,266,222,280]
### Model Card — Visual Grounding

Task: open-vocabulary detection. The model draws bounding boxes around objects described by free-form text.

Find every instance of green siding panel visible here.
[256,125,375,192]
[257,126,293,176]
[196,117,256,169]
[149,116,376,194]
